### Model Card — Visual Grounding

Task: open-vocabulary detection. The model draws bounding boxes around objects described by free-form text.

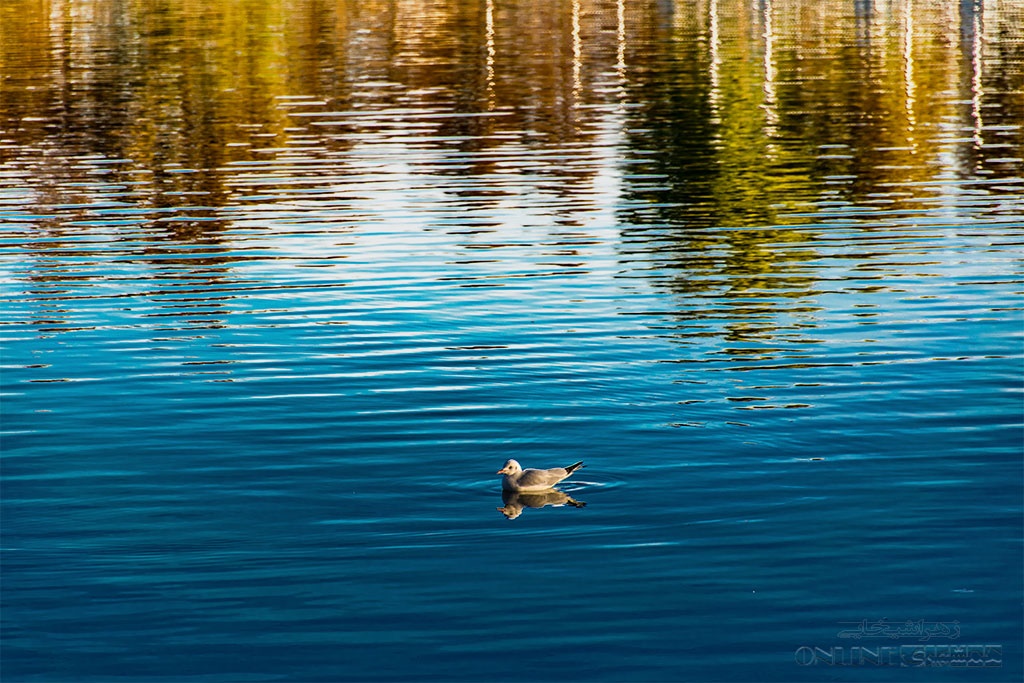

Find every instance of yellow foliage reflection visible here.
[2,0,1019,209]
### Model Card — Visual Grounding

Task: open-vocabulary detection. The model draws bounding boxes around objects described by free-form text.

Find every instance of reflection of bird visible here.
[496,459,584,492]
[497,489,587,520]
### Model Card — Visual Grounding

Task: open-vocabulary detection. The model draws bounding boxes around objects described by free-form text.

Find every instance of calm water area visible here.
[2,0,1023,681]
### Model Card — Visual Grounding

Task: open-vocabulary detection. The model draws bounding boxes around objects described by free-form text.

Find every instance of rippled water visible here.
[2,0,1022,681]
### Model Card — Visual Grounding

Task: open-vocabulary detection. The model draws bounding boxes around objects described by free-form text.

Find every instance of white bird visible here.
[496,459,584,492]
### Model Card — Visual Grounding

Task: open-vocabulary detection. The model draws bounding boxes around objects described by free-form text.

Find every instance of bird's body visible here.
[496,459,584,492]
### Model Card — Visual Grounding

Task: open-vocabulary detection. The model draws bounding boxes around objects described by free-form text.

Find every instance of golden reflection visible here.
[2,0,1020,358]
[1,0,1019,227]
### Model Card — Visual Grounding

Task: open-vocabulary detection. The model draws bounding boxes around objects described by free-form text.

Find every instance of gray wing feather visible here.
[517,467,568,488]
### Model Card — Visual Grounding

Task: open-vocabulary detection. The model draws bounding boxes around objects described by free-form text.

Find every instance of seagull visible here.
[496,459,584,492]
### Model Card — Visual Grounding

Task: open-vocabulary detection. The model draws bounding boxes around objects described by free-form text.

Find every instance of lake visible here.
[1,0,1022,681]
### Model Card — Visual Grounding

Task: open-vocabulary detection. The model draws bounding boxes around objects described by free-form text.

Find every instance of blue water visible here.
[2,0,1022,680]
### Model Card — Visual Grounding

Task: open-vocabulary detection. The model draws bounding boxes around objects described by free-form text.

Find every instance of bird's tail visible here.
[565,461,584,475]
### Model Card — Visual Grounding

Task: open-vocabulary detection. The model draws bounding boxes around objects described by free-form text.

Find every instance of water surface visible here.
[2,0,1022,681]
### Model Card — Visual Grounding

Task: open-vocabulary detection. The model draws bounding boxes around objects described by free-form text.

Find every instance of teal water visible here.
[2,0,1022,681]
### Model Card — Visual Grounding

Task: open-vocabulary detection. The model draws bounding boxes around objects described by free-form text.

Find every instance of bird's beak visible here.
[496,467,507,474]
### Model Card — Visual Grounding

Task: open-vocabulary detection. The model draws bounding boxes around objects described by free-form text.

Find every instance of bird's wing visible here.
[516,467,567,488]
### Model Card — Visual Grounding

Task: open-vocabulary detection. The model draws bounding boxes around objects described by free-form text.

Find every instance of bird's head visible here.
[496,459,522,475]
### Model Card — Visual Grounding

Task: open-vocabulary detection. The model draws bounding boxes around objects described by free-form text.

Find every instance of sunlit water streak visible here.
[1,0,1022,681]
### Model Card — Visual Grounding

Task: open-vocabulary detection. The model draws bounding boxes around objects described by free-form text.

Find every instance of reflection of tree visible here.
[617,0,1021,294]
[2,0,1020,245]
[1,0,628,209]
[614,1,821,348]
[772,0,1022,196]
[619,0,1022,221]
[620,1,821,230]
[612,0,1023,352]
